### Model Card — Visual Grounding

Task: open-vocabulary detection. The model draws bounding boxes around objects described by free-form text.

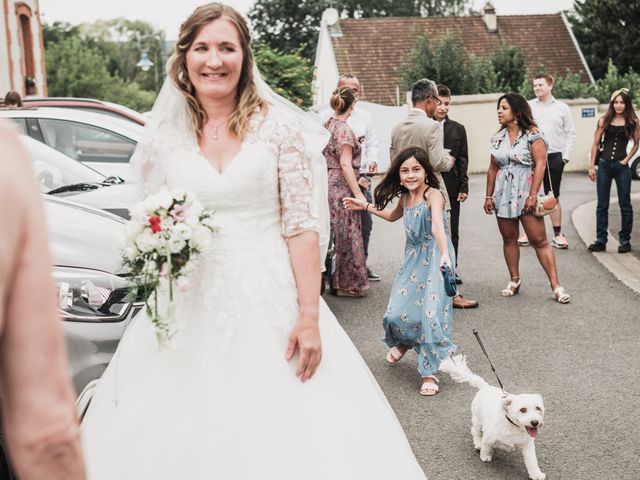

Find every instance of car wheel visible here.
[0,442,15,480]
[631,157,640,180]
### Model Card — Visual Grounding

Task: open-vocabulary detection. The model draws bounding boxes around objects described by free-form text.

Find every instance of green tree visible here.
[402,34,436,89]
[254,43,314,108]
[430,33,471,93]
[104,80,156,112]
[43,21,82,46]
[79,18,168,93]
[467,56,501,94]
[45,34,155,111]
[45,36,115,98]
[592,60,640,104]
[569,0,640,80]
[249,0,325,60]
[249,0,474,59]
[552,71,593,99]
[403,33,503,95]
[490,46,526,92]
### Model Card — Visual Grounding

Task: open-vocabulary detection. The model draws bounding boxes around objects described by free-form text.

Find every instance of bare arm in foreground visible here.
[0,120,86,479]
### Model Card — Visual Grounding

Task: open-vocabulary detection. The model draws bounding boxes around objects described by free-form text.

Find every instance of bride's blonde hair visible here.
[168,2,267,140]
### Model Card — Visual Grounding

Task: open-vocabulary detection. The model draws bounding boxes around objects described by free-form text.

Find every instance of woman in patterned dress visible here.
[323,87,369,297]
[484,93,570,303]
[344,147,456,396]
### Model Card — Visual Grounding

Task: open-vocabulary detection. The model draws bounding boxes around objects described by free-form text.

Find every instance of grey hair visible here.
[411,78,437,104]
[338,73,360,86]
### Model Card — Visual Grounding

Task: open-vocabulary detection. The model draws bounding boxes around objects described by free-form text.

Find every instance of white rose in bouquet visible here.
[136,230,161,253]
[172,223,192,241]
[168,237,187,254]
[191,226,213,251]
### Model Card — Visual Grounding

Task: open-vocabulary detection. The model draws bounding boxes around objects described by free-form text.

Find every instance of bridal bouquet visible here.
[123,188,217,348]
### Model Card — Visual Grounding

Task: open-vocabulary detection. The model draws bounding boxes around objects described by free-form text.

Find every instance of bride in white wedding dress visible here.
[81,4,427,479]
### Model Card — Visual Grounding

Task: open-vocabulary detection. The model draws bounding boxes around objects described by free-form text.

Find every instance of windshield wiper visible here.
[47,183,104,195]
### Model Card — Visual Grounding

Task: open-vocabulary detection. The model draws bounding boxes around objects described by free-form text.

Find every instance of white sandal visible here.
[420,375,439,396]
[553,286,571,304]
[501,279,521,297]
[386,346,406,364]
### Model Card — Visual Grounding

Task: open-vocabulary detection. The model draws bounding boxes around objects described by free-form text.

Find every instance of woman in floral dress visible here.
[323,87,369,297]
[484,93,570,303]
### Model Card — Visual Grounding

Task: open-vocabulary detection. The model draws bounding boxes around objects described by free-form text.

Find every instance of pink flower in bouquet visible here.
[170,204,188,222]
[149,215,162,233]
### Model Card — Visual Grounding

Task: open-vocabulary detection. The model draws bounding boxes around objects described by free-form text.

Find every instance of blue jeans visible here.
[596,159,633,244]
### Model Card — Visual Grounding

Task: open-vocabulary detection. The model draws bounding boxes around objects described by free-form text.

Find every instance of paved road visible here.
[324,173,640,480]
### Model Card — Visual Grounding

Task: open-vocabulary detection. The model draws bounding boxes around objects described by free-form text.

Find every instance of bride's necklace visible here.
[207,117,229,141]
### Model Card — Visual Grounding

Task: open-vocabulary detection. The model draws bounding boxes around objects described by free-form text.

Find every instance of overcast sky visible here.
[40,0,575,40]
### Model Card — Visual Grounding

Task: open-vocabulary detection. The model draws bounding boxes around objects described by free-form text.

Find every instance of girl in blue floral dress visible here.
[344,147,457,396]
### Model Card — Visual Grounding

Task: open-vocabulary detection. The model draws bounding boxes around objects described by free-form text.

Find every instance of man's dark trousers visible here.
[440,116,469,264]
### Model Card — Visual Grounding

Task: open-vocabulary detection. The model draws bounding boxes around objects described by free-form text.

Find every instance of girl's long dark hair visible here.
[374,147,439,209]
[603,91,638,138]
[497,93,537,132]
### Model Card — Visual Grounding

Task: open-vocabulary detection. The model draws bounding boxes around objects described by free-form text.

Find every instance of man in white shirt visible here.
[523,73,576,249]
[320,74,381,281]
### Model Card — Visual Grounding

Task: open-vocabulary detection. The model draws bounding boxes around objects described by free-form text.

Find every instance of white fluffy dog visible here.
[439,355,546,480]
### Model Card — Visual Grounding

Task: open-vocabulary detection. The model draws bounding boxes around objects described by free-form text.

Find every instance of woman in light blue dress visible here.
[344,147,456,396]
[484,93,570,303]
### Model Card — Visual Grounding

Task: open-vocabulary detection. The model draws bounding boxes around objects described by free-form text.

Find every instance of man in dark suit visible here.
[434,85,478,309]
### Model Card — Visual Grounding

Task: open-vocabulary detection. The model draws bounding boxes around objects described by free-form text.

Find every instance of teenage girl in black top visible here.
[588,88,639,253]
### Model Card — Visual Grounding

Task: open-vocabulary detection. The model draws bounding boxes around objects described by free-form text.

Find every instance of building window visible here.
[16,4,36,96]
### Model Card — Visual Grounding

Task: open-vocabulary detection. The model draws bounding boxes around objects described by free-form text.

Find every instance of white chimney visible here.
[483,1,497,33]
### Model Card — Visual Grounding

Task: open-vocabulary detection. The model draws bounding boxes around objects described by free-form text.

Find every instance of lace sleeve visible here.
[130,135,167,196]
[277,116,320,237]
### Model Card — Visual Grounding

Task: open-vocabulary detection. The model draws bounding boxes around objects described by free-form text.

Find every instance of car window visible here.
[8,117,27,134]
[21,136,106,193]
[38,118,137,164]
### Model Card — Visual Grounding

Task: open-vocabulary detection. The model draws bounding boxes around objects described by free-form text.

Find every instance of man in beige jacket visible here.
[390,79,479,309]
[390,78,454,202]
[0,120,86,479]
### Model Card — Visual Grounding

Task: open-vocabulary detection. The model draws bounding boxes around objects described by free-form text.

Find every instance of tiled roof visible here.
[329,14,590,105]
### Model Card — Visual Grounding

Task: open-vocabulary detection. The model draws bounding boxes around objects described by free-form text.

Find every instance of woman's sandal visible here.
[386,346,406,364]
[553,286,571,304]
[335,289,365,298]
[420,375,439,396]
[501,279,521,297]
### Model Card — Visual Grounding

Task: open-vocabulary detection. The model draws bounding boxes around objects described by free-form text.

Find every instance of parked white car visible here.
[0,107,143,180]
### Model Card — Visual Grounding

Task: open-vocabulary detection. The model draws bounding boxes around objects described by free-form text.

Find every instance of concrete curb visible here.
[571,192,640,295]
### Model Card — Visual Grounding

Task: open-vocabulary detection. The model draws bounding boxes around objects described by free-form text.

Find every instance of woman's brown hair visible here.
[496,93,537,132]
[168,2,267,140]
[4,90,22,107]
[330,87,357,115]
[602,89,638,139]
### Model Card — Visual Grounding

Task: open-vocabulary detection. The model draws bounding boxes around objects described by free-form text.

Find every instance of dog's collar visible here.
[505,415,520,428]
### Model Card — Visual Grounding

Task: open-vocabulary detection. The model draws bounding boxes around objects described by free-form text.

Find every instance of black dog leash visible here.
[472,329,505,392]
[472,329,521,428]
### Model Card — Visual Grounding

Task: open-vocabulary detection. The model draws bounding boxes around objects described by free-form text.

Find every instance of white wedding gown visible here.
[82,107,427,479]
